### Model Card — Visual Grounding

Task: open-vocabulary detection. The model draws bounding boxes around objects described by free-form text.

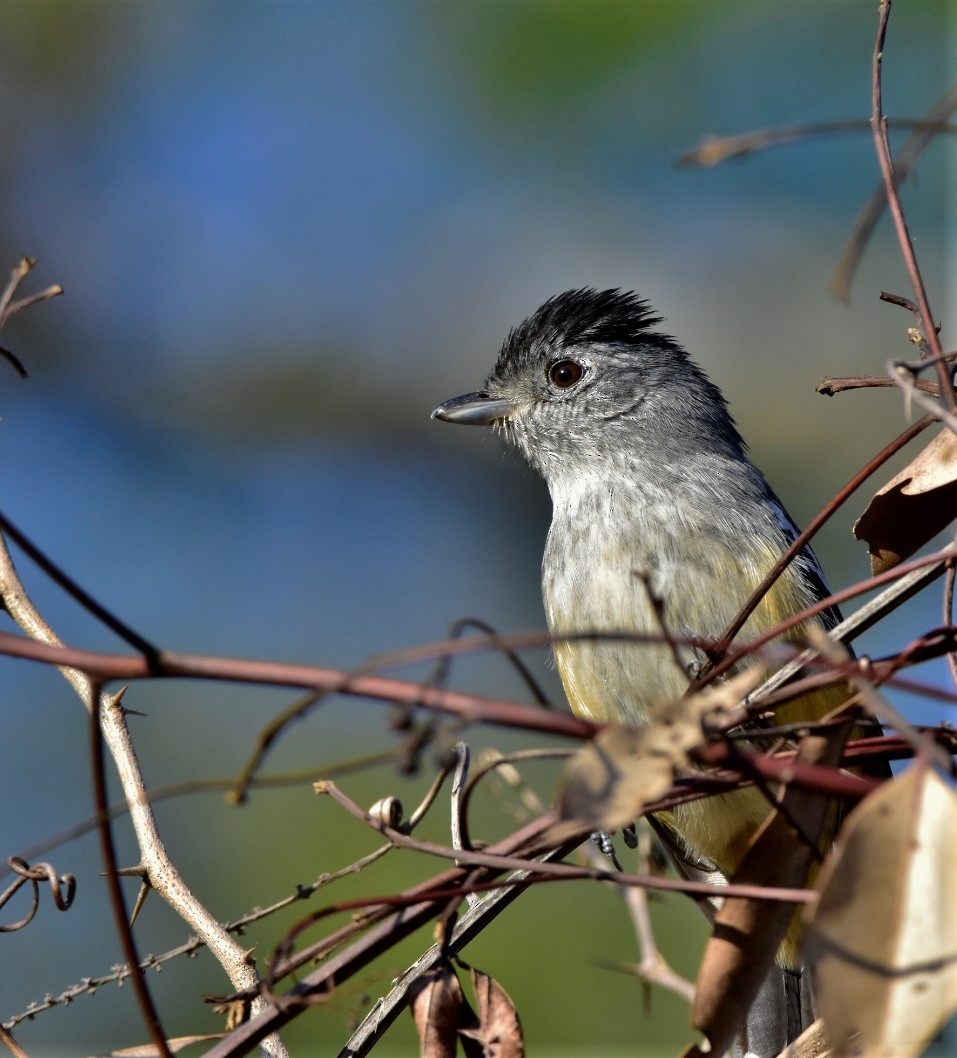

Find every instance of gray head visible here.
[433,288,748,485]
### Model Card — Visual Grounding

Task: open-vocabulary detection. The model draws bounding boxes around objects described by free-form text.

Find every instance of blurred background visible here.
[0,2,954,1055]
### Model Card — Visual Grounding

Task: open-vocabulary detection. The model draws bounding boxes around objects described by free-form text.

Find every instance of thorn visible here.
[113,863,147,878]
[129,879,152,928]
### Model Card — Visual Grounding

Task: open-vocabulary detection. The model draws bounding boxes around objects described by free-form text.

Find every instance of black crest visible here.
[492,288,679,377]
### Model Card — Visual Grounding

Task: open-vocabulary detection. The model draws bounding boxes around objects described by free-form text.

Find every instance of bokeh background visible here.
[0,2,954,1055]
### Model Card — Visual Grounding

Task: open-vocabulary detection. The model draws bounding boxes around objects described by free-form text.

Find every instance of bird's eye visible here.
[548,359,584,389]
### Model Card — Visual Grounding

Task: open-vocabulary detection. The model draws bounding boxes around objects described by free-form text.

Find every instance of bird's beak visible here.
[431,391,518,426]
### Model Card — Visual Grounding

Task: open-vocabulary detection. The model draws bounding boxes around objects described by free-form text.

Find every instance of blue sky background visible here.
[0,3,953,1054]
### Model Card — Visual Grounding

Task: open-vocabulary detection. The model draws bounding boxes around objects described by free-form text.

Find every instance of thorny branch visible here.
[0,509,289,1057]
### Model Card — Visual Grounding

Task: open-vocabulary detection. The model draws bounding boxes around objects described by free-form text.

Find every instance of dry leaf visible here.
[558,668,764,835]
[803,760,957,1057]
[463,967,525,1058]
[687,732,848,1058]
[409,963,467,1058]
[853,429,957,574]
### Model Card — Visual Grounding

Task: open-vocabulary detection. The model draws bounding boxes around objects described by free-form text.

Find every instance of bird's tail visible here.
[736,964,816,1058]
[648,817,817,1058]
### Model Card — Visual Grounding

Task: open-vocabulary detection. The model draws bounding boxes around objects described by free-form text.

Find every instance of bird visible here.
[431,287,874,1056]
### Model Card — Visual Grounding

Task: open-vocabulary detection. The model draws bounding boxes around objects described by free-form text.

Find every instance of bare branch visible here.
[0,530,290,1058]
[869,0,953,408]
[832,83,957,299]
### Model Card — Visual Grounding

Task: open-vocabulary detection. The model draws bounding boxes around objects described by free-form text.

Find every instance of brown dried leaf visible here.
[689,732,848,1058]
[853,428,957,574]
[558,669,763,834]
[409,963,467,1058]
[804,760,957,1057]
[461,967,525,1058]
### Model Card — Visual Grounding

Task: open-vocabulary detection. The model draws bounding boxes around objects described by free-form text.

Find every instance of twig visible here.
[678,116,957,168]
[0,258,62,329]
[813,635,953,773]
[619,878,696,1003]
[228,689,325,804]
[3,747,400,879]
[89,683,173,1058]
[314,783,821,903]
[833,83,957,299]
[945,563,957,690]
[714,541,957,689]
[228,615,558,804]
[816,374,938,396]
[0,858,75,933]
[421,616,553,708]
[746,549,952,706]
[709,413,936,660]
[870,0,953,408]
[0,531,290,1058]
[449,743,474,888]
[462,748,561,831]
[889,360,957,434]
[586,824,697,1007]
[336,839,574,1058]
[0,508,160,660]
[0,627,597,740]
[0,1023,31,1058]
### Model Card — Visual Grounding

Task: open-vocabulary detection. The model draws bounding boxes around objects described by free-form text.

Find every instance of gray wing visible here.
[766,495,843,632]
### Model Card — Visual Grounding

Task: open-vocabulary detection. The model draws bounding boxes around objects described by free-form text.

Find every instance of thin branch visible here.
[0,1023,31,1058]
[0,508,160,660]
[870,0,953,407]
[0,531,290,1058]
[459,748,568,850]
[0,858,75,933]
[678,116,957,168]
[227,689,325,804]
[833,82,957,299]
[816,374,938,396]
[0,628,597,739]
[709,413,936,661]
[313,782,822,904]
[889,359,957,433]
[945,562,957,690]
[89,683,173,1058]
[449,742,472,877]
[421,616,553,708]
[336,838,573,1058]
[3,747,400,879]
[711,540,957,688]
[209,809,816,1058]
[584,824,696,1007]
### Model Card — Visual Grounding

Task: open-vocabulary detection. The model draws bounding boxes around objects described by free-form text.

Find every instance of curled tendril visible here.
[0,857,76,932]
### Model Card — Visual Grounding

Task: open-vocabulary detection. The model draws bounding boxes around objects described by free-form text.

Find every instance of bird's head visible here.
[432,287,743,484]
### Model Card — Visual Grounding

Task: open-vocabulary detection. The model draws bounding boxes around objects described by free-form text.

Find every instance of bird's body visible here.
[542,452,844,874]
[433,288,865,1054]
